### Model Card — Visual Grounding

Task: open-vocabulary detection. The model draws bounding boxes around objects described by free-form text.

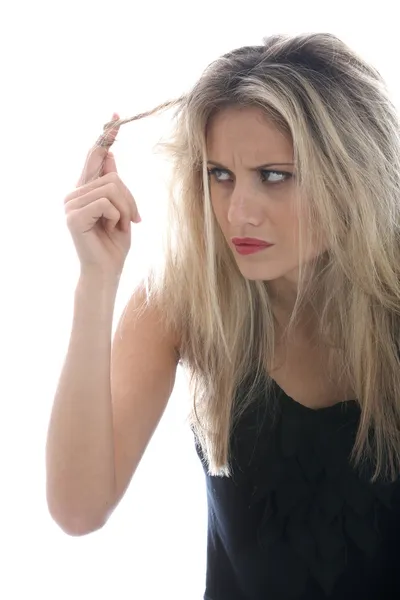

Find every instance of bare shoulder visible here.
[115,282,181,359]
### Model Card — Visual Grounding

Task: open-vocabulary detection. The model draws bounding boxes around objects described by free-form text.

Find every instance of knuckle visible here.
[64,197,78,213]
[63,192,73,204]
[107,181,119,196]
[65,212,76,226]
[105,171,120,184]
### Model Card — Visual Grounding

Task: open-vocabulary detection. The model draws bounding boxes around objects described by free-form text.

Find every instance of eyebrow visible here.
[206,160,294,171]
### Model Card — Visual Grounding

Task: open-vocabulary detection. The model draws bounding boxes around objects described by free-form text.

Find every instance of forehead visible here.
[206,105,293,161]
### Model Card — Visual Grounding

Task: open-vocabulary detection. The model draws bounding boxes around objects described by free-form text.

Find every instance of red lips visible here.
[231,237,273,247]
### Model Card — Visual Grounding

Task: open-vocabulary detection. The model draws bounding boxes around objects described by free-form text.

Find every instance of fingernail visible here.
[103,113,119,133]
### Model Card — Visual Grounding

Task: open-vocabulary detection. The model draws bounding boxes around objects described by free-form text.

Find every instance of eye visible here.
[207,168,232,183]
[260,170,292,184]
[206,167,293,185]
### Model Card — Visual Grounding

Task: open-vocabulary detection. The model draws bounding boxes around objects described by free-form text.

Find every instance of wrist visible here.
[78,268,122,287]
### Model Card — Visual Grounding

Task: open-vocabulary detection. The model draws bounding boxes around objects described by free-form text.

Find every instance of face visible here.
[206,106,324,306]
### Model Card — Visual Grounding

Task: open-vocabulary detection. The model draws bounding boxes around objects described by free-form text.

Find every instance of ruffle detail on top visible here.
[230,381,395,598]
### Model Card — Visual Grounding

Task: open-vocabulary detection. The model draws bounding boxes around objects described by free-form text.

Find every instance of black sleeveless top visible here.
[194,376,400,600]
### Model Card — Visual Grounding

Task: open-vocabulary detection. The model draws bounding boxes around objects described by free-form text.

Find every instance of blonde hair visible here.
[106,33,400,481]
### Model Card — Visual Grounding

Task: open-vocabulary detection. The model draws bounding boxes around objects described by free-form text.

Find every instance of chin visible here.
[235,264,283,282]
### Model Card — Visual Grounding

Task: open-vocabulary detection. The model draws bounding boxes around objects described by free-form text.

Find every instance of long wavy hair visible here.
[103,33,400,481]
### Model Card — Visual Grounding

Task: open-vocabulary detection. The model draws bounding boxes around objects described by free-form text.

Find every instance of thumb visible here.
[102,151,118,175]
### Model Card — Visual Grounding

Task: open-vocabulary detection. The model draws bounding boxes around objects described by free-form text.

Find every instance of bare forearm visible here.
[46,273,120,534]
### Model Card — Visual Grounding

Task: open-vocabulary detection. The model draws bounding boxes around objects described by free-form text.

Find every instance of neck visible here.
[273,307,319,345]
[270,288,321,344]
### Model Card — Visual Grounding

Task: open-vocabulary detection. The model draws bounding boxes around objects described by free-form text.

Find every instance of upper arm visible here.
[109,283,180,513]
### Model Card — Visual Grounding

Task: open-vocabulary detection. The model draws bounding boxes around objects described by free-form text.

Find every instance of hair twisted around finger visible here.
[101,95,186,139]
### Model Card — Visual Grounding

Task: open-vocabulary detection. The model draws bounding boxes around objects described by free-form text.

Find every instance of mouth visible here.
[232,243,274,256]
[231,237,274,255]
[232,237,273,246]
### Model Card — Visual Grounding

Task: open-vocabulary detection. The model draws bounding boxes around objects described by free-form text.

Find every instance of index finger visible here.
[76,112,121,187]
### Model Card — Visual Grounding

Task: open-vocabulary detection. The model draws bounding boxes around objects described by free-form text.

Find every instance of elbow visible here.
[60,518,105,537]
[47,505,106,537]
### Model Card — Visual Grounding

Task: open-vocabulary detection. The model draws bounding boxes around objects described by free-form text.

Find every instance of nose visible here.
[227,188,264,227]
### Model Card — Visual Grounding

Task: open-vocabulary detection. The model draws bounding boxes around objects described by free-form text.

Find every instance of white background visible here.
[1,1,399,598]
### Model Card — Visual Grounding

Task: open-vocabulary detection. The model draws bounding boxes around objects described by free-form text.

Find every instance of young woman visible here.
[46,33,400,599]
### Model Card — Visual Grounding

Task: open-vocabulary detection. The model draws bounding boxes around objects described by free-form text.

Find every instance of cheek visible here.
[211,196,228,231]
[271,204,298,244]
[289,219,326,260]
